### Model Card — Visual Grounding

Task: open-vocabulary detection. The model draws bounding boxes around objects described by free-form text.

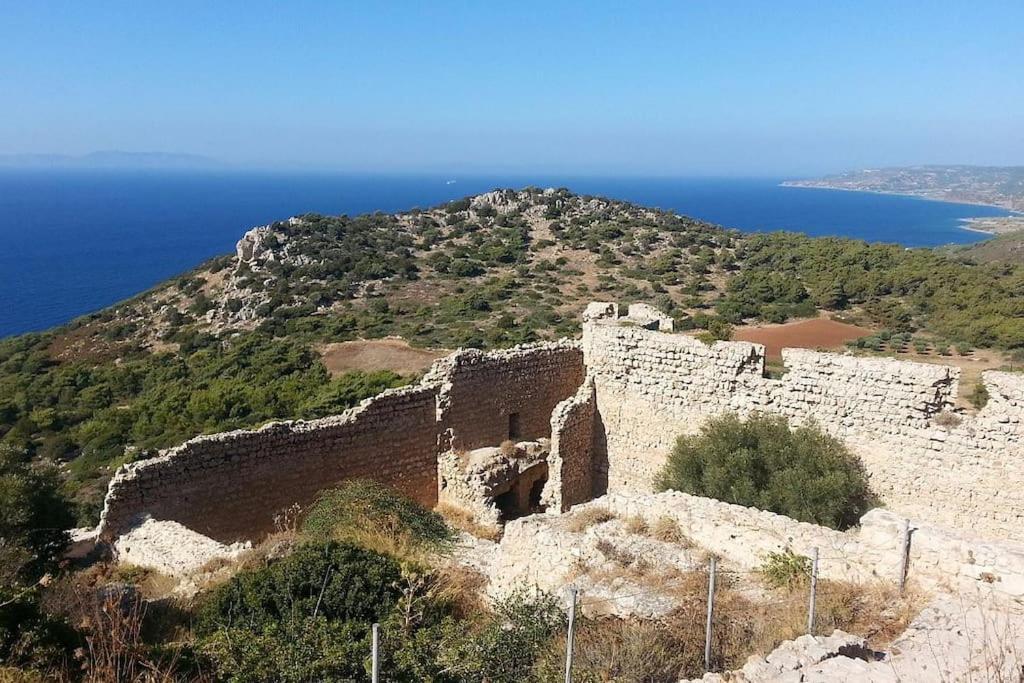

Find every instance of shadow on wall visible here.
[591,408,609,499]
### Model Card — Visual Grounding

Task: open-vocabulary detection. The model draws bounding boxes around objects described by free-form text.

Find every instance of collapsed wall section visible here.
[583,308,1024,542]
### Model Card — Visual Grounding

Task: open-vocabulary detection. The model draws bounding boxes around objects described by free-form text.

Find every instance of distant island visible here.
[0,150,224,170]
[784,165,1024,225]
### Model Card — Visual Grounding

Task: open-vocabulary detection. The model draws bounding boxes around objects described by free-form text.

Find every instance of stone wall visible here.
[432,343,585,451]
[582,307,1024,542]
[99,385,440,543]
[542,378,596,512]
[491,491,1024,602]
[98,341,586,543]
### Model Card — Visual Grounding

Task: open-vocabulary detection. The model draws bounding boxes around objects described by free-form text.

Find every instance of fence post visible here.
[807,547,819,635]
[898,518,911,595]
[371,622,380,683]
[564,587,578,683]
[704,556,717,672]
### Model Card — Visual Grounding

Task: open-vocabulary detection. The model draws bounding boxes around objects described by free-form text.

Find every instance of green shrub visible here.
[656,413,876,529]
[968,382,990,410]
[196,542,402,634]
[758,548,811,590]
[200,616,367,683]
[302,480,454,551]
[0,445,76,668]
[439,589,565,683]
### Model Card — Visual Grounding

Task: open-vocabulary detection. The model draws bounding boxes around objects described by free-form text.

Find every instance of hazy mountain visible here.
[0,150,225,170]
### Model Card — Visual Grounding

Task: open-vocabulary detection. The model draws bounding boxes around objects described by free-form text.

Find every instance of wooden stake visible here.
[705,557,717,672]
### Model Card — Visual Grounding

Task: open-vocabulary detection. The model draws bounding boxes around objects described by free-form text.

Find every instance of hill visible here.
[946,228,1024,265]
[784,165,1024,212]
[3,187,1024,519]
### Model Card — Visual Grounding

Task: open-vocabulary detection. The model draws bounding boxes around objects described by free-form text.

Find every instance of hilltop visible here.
[3,187,1024,518]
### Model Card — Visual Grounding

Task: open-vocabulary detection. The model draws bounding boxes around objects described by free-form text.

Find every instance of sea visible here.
[0,170,1015,339]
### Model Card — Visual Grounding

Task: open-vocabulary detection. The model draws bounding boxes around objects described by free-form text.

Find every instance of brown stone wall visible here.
[99,385,440,543]
[434,343,585,452]
[97,342,588,544]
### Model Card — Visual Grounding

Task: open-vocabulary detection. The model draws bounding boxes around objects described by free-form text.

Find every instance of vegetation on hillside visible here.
[657,413,877,529]
[2,188,1024,524]
[1,479,917,682]
[0,330,406,521]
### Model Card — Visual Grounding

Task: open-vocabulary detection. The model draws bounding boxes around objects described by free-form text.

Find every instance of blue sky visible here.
[2,1,1022,175]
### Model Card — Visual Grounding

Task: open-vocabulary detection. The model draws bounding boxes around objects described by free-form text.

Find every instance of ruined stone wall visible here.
[433,343,585,452]
[99,342,587,543]
[493,491,1024,602]
[543,378,596,512]
[99,385,440,543]
[582,310,1024,542]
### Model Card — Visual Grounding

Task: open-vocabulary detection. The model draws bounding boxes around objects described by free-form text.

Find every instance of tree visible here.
[0,444,76,667]
[656,413,876,529]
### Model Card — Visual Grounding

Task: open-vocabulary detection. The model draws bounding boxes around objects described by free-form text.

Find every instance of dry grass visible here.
[650,516,691,546]
[331,514,434,565]
[108,564,179,601]
[436,502,502,541]
[556,571,922,680]
[564,506,616,533]
[431,564,489,620]
[623,514,649,536]
[499,439,518,458]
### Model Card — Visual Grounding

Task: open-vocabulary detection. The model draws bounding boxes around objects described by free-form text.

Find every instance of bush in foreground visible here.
[656,413,875,529]
[302,480,455,558]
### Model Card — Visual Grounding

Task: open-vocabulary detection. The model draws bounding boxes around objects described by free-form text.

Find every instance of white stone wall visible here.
[488,491,1024,602]
[582,309,1024,542]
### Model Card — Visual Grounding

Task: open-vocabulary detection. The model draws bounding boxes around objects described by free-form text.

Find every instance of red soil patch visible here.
[318,338,448,377]
[733,318,873,361]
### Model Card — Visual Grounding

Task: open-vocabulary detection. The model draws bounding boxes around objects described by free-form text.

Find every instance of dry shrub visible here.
[499,439,518,457]
[331,514,432,565]
[108,564,178,601]
[72,585,188,682]
[650,516,691,546]
[594,539,639,568]
[933,411,962,428]
[545,571,921,680]
[564,506,615,533]
[623,514,649,535]
[436,502,502,542]
[0,668,49,683]
[431,563,489,619]
[535,617,691,682]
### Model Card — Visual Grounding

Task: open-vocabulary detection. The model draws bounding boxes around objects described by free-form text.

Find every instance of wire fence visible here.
[364,521,916,681]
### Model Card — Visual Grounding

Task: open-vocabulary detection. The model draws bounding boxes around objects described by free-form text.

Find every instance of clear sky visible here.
[2,1,1022,176]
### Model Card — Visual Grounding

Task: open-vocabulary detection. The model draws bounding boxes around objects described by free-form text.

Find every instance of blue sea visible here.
[0,170,1014,338]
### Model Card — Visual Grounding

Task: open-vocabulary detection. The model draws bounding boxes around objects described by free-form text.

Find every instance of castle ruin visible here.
[98,301,1024,547]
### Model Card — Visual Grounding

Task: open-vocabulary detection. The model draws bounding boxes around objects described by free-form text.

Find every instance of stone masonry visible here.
[98,301,1024,546]
[581,303,1024,543]
[98,342,583,542]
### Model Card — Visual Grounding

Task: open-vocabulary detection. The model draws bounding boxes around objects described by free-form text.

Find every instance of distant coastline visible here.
[780,180,1018,213]
[781,179,1024,236]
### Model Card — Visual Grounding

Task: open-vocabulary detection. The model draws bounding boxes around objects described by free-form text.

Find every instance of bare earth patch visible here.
[733,317,874,360]
[318,337,448,376]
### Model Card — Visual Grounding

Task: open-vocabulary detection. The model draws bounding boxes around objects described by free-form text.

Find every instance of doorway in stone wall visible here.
[508,412,521,440]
